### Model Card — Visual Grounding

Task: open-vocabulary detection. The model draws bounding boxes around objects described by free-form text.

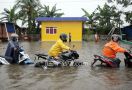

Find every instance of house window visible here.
[46,27,57,34]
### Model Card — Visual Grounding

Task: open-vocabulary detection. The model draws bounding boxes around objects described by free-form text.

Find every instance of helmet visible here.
[10,33,18,41]
[60,33,67,42]
[11,33,18,37]
[111,34,121,42]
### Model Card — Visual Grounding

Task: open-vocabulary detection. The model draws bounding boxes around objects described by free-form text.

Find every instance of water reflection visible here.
[90,66,132,90]
[6,65,24,80]
[49,67,78,90]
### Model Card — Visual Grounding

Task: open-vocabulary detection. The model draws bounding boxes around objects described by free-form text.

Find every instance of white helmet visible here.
[10,33,18,41]
[111,34,121,42]
[11,33,18,38]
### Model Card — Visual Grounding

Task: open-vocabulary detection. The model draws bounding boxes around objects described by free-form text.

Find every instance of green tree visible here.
[107,0,132,7]
[0,6,18,23]
[15,0,42,34]
[95,3,122,34]
[82,3,121,34]
[39,4,64,17]
[82,8,100,28]
[82,8,96,25]
[107,0,132,25]
[125,11,132,24]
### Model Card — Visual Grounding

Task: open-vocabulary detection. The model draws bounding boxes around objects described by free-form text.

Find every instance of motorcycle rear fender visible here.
[0,57,10,65]
[94,55,101,59]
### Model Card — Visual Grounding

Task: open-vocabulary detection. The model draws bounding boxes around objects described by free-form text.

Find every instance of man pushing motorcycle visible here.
[102,34,127,67]
[48,33,71,65]
[4,33,33,65]
[5,33,19,64]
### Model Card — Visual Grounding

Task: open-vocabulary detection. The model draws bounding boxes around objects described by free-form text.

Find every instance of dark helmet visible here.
[10,33,18,41]
[111,34,121,42]
[60,33,67,42]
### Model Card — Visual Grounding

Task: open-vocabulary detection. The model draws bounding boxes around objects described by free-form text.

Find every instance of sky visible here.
[0,0,130,26]
[0,0,106,17]
[40,0,106,17]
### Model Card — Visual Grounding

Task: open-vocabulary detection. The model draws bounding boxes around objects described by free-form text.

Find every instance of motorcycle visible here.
[18,47,34,65]
[0,47,34,65]
[0,55,11,65]
[91,55,120,68]
[124,50,132,67]
[34,50,86,68]
[91,51,132,68]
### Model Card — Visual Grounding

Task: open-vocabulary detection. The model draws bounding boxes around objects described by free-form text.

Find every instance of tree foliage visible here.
[13,0,64,34]
[82,7,101,33]
[39,4,64,17]
[82,3,122,34]
[107,0,132,25]
[15,0,42,33]
[96,4,123,34]
[107,0,132,7]
[82,8,98,25]
[125,11,132,24]
[0,5,18,23]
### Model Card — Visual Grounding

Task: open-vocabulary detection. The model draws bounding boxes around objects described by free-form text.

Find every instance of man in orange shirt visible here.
[102,34,127,67]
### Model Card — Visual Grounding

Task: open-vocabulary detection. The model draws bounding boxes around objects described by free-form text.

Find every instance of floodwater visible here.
[0,41,132,90]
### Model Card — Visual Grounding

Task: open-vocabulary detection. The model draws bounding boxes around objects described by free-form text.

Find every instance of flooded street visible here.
[0,41,132,90]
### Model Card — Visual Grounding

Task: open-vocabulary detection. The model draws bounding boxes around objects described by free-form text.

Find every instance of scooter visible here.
[0,55,11,65]
[34,50,86,68]
[0,47,34,65]
[91,55,121,68]
[18,47,34,65]
[124,50,132,67]
[91,51,132,68]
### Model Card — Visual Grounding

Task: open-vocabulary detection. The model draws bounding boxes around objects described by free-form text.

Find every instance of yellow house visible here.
[36,17,87,41]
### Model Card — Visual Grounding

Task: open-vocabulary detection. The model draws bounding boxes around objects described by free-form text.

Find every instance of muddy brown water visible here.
[0,41,132,90]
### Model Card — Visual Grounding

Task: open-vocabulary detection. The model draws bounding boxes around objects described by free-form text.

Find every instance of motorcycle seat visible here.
[35,54,48,60]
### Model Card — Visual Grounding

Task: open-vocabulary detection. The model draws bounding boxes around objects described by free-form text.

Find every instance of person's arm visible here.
[10,41,19,51]
[9,41,15,48]
[59,41,70,50]
[113,44,126,53]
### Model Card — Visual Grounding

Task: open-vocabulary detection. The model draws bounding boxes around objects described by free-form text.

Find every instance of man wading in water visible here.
[48,33,71,65]
[5,33,20,64]
[102,34,127,67]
